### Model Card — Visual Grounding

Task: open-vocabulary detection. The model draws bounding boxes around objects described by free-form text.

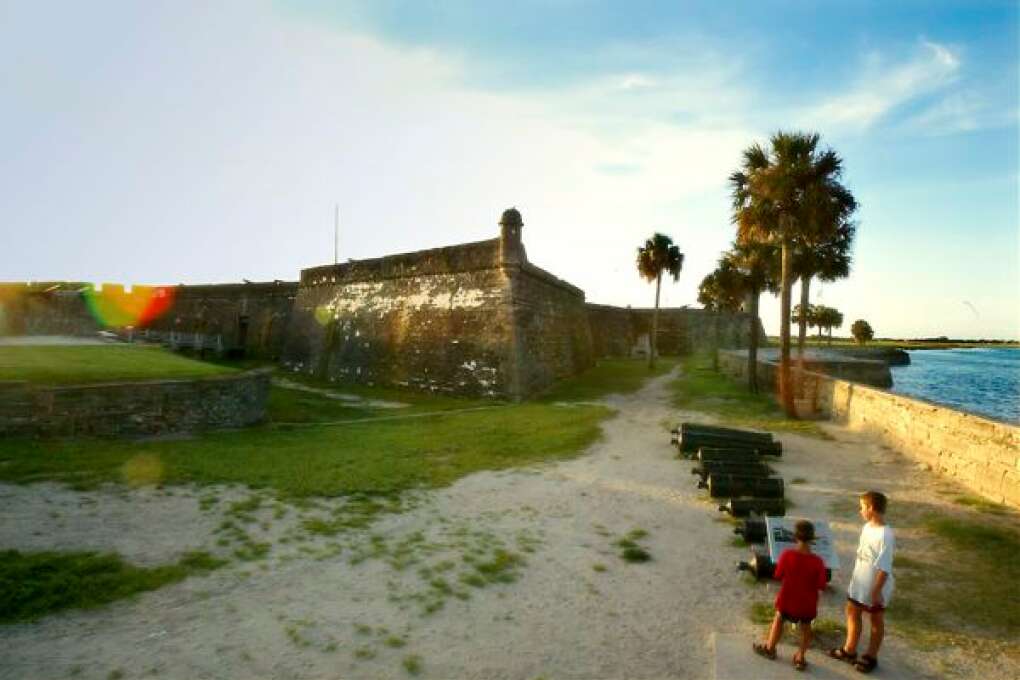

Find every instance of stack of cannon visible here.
[671,422,786,518]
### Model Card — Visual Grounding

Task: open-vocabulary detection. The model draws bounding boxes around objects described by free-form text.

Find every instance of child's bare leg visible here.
[844,600,863,653]
[765,612,783,651]
[864,609,885,658]
[796,623,812,660]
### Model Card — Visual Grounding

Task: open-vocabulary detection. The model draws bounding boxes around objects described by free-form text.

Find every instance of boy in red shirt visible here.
[753,519,828,671]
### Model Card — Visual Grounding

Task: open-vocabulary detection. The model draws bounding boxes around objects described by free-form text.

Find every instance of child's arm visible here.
[871,569,888,606]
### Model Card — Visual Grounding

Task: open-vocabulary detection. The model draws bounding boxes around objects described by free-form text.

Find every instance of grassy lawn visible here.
[0,357,677,497]
[670,352,829,438]
[0,345,236,384]
[538,357,677,402]
[0,550,225,623]
[0,402,610,496]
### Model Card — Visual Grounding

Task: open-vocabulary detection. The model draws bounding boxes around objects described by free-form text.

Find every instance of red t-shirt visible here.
[773,549,827,619]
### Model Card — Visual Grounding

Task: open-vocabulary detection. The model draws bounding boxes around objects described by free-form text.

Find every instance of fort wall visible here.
[282,239,516,397]
[587,304,763,357]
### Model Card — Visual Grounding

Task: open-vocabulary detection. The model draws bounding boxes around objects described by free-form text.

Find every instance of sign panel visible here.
[765,516,840,571]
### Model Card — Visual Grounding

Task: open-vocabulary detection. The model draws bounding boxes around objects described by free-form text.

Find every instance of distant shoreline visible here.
[765,338,1019,350]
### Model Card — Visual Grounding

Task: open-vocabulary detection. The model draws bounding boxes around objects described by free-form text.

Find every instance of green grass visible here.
[671,353,830,438]
[0,549,225,623]
[538,358,677,402]
[0,402,610,497]
[952,494,1008,515]
[0,345,236,384]
[893,515,1020,647]
[749,601,774,625]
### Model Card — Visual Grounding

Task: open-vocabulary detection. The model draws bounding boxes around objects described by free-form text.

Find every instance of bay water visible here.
[889,347,1020,424]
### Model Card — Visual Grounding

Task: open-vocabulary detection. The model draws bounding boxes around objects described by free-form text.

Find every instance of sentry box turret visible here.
[737,516,839,582]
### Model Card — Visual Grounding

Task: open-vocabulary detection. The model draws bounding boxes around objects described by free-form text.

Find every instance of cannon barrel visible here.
[678,432,782,456]
[698,474,785,499]
[733,516,767,543]
[680,423,773,445]
[737,551,774,580]
[718,497,787,517]
[696,447,766,464]
[692,462,773,481]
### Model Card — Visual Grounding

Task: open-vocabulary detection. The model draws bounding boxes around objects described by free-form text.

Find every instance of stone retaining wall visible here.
[718,350,1020,508]
[0,369,270,438]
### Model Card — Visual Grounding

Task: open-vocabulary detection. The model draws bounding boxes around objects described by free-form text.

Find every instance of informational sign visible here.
[765,516,840,572]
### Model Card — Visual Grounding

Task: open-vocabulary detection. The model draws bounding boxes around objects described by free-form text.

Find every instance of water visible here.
[890,348,1020,424]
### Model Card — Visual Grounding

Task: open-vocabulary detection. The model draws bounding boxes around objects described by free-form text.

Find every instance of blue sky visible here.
[2,0,1017,338]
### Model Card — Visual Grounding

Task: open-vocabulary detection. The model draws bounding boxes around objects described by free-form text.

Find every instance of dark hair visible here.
[794,520,815,543]
[860,490,888,514]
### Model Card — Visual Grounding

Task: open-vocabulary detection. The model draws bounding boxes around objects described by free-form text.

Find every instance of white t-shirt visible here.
[847,523,895,607]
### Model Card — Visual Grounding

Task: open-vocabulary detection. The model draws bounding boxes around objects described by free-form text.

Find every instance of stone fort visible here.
[0,209,762,399]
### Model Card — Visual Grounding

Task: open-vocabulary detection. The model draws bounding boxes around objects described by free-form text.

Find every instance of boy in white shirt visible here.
[829,490,895,674]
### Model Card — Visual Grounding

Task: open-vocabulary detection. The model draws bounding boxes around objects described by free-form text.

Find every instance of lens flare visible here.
[83,284,176,328]
[121,453,165,487]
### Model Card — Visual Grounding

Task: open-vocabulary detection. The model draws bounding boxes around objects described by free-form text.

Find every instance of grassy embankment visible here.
[0,352,673,622]
[0,345,237,383]
[670,352,829,439]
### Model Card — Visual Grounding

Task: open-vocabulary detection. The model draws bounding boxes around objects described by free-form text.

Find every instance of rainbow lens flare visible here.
[82,284,176,328]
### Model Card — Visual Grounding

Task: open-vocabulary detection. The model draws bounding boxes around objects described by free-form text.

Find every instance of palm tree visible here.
[793,220,856,357]
[637,233,684,369]
[730,132,856,416]
[727,241,778,393]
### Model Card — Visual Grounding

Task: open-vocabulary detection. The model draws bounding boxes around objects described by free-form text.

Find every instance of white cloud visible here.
[801,39,961,131]
[906,90,1018,136]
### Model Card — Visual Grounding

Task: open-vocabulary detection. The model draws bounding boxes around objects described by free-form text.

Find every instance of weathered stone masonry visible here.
[0,369,271,438]
[282,210,594,399]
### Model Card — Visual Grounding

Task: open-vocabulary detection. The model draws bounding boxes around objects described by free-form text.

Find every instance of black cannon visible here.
[698,474,785,499]
[737,551,775,579]
[679,423,773,445]
[676,433,782,457]
[733,516,767,543]
[696,447,766,465]
[738,550,833,582]
[691,461,772,481]
[718,497,787,517]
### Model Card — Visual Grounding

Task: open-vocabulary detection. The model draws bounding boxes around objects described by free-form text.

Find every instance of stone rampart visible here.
[283,239,515,397]
[718,350,1020,508]
[0,369,270,438]
[143,281,297,359]
[283,223,595,399]
[587,305,763,357]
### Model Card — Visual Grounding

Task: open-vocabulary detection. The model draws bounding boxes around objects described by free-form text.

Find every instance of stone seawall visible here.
[718,350,1020,508]
[0,369,270,438]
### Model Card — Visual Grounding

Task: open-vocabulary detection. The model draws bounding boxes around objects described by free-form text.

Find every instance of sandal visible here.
[828,647,857,663]
[752,642,777,660]
[854,655,878,674]
[793,653,808,671]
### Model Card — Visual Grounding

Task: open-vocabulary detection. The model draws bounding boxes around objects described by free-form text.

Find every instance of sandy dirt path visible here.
[1,366,1013,679]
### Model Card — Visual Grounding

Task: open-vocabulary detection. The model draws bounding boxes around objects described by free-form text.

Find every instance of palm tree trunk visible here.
[779,240,796,417]
[748,286,760,393]
[797,274,810,359]
[650,272,661,369]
